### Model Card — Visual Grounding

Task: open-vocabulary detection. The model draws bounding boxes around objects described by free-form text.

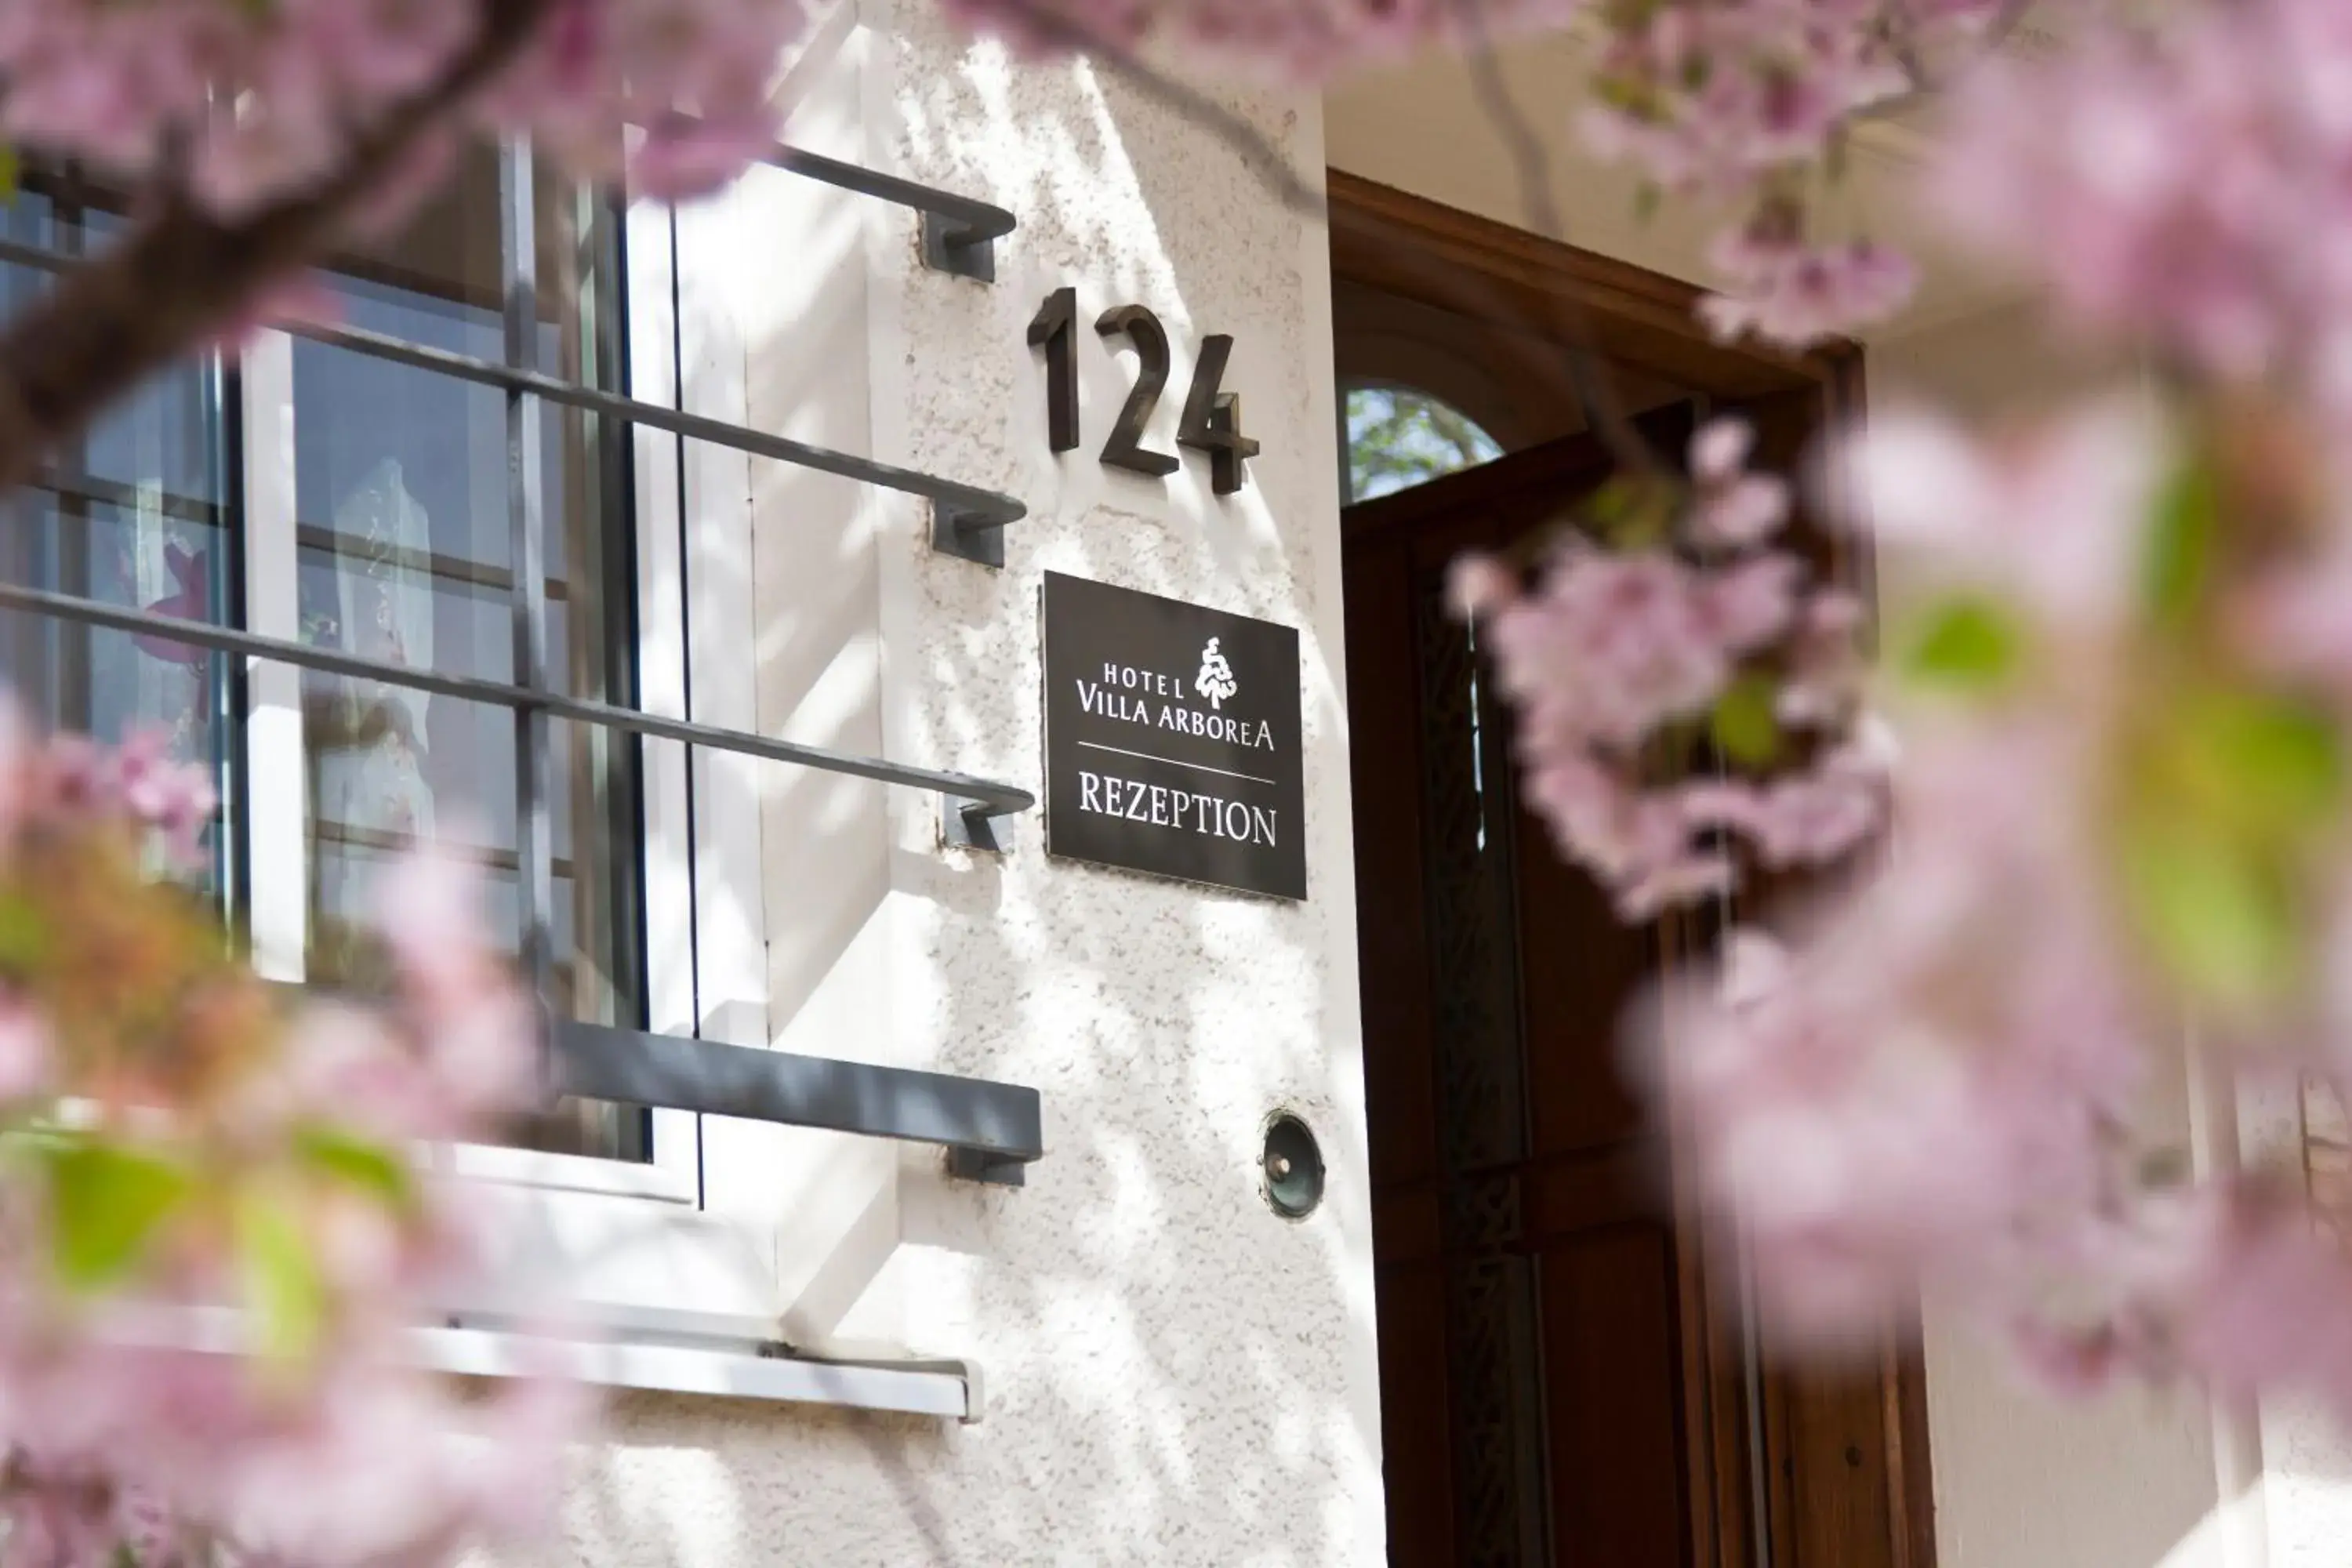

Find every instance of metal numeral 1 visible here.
[1027,285,1079,453]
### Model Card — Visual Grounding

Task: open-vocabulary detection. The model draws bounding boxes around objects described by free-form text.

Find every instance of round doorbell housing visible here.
[1261,1112,1326,1220]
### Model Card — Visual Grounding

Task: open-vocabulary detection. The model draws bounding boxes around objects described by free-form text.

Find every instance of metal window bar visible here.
[0,147,1046,1185]
[0,583,1033,815]
[0,245,1028,568]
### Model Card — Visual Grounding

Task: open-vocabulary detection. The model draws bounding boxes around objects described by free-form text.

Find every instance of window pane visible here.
[294,147,646,1160]
[1345,384,1504,503]
[0,179,234,898]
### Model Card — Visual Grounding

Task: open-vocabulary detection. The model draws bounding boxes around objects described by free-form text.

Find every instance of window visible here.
[0,150,659,1163]
[0,136,1042,1381]
[1342,381,1504,504]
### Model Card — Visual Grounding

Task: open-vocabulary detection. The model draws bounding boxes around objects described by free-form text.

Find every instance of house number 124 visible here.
[1027,286,1261,495]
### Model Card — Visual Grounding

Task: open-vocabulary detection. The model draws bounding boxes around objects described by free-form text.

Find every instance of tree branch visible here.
[1448,0,1653,471]
[0,0,556,498]
[1859,0,2038,122]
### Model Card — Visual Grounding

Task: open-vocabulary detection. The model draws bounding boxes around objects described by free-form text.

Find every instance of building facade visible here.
[2,2,2347,1565]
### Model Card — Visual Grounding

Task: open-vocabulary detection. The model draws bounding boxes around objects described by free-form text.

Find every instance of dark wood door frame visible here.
[1328,169,1931,1568]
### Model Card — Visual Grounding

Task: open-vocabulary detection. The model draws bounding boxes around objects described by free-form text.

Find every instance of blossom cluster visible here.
[1642,380,2352,1422]
[0,714,579,1567]
[0,0,811,227]
[1936,0,2352,423]
[1450,416,1882,919]
[1577,0,2012,347]
[940,0,1980,346]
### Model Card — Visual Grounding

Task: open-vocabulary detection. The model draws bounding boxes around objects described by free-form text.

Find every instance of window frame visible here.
[236,170,710,1210]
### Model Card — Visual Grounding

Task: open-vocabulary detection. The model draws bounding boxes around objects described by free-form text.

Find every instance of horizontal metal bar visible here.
[0,236,1025,536]
[35,468,224,528]
[761,141,1014,253]
[554,1018,1044,1184]
[0,581,1035,815]
[0,235,64,276]
[284,319,1025,530]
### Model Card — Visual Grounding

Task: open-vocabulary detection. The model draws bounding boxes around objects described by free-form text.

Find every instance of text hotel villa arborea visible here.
[1040,572,1308,901]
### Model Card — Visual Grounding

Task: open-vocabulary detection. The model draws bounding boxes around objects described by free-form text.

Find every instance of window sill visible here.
[103,1302,979,1422]
[438,1139,699,1205]
[421,1319,977,1420]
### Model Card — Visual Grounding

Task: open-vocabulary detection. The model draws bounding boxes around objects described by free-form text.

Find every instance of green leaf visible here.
[2181,689,2343,834]
[293,1126,413,1210]
[1584,477,1675,550]
[2143,456,2221,628]
[237,1190,327,1364]
[1904,595,2023,688]
[45,1142,191,1291]
[2119,821,2298,1007]
[0,145,20,207]
[0,893,49,976]
[1709,673,1783,768]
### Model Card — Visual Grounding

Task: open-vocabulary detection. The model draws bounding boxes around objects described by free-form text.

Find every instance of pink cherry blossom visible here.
[0,1004,52,1104]
[0,713,581,1567]
[0,0,814,236]
[1845,400,2164,630]
[1698,233,1918,349]
[1577,0,1925,197]
[1454,452,1882,920]
[1777,593,1869,728]
[1656,714,2151,1344]
[1690,417,1793,548]
[1934,0,2352,419]
[107,730,219,867]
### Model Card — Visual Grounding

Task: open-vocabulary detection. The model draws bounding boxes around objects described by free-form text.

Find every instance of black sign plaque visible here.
[1042,572,1306,900]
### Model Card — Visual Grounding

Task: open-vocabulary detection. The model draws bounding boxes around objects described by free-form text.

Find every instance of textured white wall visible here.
[549,3,1388,1564]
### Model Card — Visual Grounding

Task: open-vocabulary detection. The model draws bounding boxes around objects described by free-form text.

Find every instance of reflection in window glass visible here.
[1345,384,1504,503]
[0,170,235,895]
[295,148,644,1159]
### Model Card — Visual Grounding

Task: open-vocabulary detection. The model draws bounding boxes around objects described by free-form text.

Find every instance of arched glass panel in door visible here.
[1343,382,1504,504]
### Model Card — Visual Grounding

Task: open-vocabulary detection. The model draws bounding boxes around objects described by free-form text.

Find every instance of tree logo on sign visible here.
[1196,638,1237,710]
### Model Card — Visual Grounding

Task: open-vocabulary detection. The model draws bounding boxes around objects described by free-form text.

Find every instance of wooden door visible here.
[1343,405,1930,1568]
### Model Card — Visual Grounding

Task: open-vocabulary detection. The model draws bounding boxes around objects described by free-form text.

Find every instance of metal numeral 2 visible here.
[1027,290,1261,495]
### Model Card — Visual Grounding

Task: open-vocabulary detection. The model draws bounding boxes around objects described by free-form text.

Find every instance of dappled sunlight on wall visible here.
[524,4,1386,1564]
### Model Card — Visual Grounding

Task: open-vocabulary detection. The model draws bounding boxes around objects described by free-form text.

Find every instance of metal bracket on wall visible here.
[759,142,1011,284]
[941,795,1013,853]
[920,212,998,282]
[555,1021,1044,1187]
[931,503,1014,569]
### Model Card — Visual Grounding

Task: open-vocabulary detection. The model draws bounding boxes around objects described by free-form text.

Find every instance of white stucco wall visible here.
[546,5,1388,1565]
